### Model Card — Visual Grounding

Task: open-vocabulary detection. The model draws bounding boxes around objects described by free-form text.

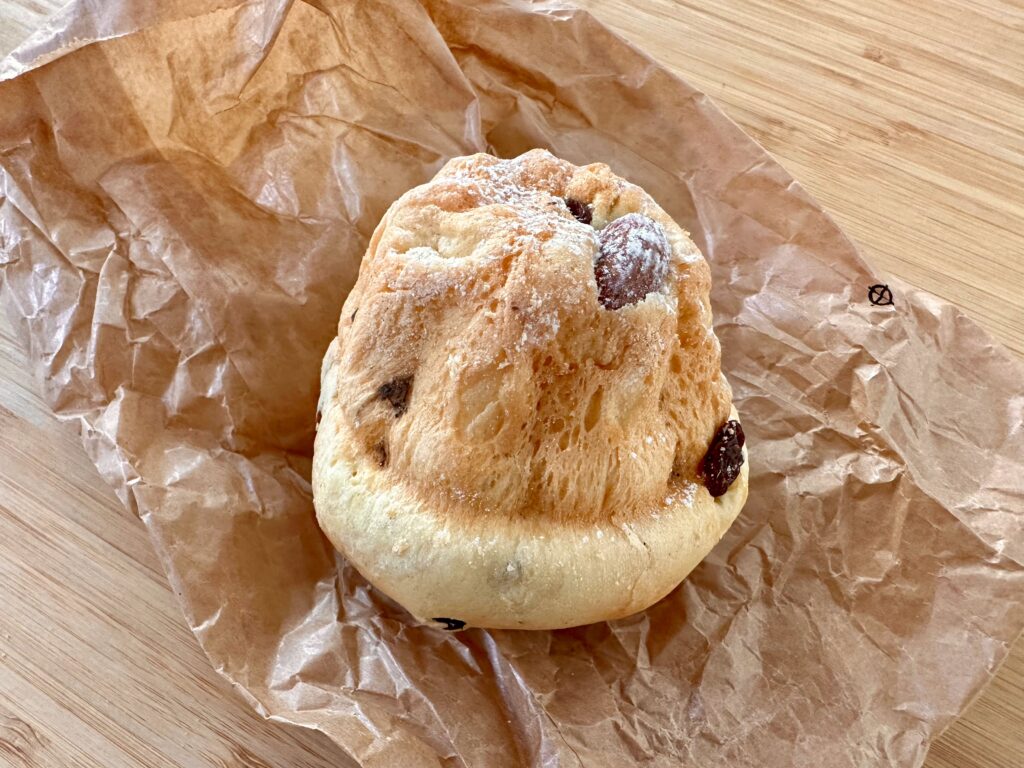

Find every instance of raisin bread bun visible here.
[313,150,748,631]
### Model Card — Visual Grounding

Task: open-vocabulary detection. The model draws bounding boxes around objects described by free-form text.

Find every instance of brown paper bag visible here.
[1,1,1022,766]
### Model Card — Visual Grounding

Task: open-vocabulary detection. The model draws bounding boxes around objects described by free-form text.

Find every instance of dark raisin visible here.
[377,375,413,417]
[316,408,322,426]
[594,213,670,310]
[351,308,358,321]
[700,420,745,497]
[372,441,388,468]
[433,617,466,631]
[565,198,592,224]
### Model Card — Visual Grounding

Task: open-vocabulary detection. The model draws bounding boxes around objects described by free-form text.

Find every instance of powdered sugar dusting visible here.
[664,481,698,508]
[387,244,468,303]
[446,156,595,258]
[517,286,562,349]
[441,155,598,351]
[679,481,697,506]
[404,245,443,261]
[449,157,539,206]
[384,156,601,338]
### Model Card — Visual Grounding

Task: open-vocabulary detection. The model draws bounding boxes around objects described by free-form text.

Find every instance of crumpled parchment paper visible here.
[1,1,1022,766]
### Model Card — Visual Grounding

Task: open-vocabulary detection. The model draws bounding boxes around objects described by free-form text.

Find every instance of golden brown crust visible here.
[326,149,732,528]
[315,336,748,631]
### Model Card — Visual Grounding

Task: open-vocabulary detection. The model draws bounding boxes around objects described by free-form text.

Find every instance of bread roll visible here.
[313,150,748,630]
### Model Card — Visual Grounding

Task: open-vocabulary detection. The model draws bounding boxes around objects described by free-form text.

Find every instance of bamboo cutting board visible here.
[0,1,1022,766]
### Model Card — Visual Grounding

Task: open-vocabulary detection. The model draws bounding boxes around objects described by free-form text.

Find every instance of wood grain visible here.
[0,1,1022,767]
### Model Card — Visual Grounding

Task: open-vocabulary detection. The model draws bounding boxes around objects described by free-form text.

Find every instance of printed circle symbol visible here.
[868,284,893,306]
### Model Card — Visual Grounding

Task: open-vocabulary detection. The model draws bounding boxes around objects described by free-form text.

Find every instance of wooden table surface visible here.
[1,1,1022,766]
